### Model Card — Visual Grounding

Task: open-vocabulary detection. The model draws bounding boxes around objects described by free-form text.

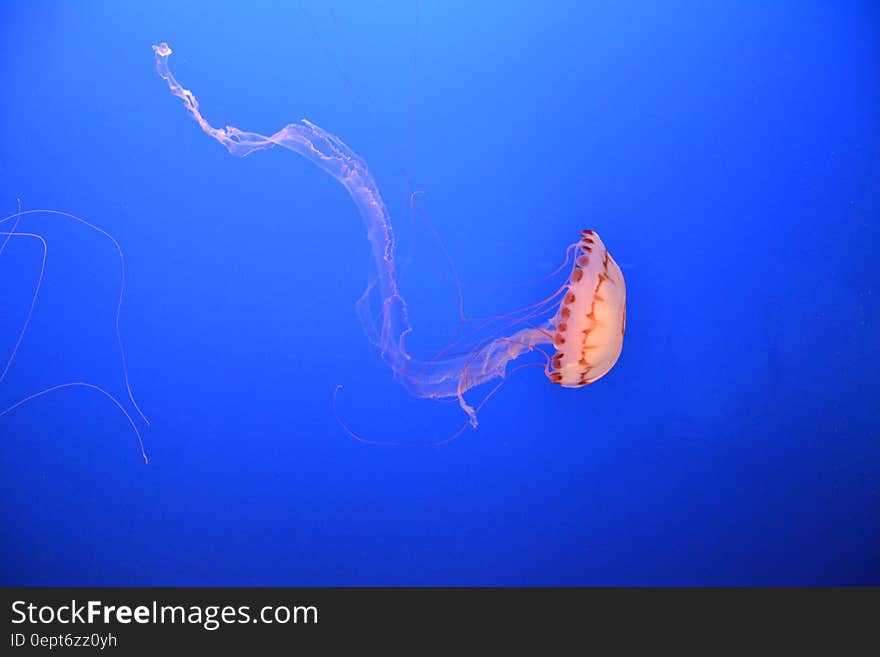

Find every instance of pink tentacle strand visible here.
[0,209,150,462]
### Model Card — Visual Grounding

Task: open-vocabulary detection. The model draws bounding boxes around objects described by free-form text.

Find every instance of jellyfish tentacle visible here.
[0,209,150,432]
[0,382,148,464]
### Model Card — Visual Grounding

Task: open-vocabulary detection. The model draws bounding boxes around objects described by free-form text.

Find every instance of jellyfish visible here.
[152,42,626,429]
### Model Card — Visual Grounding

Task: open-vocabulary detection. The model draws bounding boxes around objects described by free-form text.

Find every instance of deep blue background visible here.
[0,1,877,585]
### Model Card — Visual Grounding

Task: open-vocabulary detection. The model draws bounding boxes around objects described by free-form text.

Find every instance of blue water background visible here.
[1,1,877,585]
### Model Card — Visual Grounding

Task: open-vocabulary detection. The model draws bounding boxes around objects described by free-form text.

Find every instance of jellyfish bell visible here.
[549,230,626,388]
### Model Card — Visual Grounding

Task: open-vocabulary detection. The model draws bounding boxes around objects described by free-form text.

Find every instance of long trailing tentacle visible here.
[153,42,555,425]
